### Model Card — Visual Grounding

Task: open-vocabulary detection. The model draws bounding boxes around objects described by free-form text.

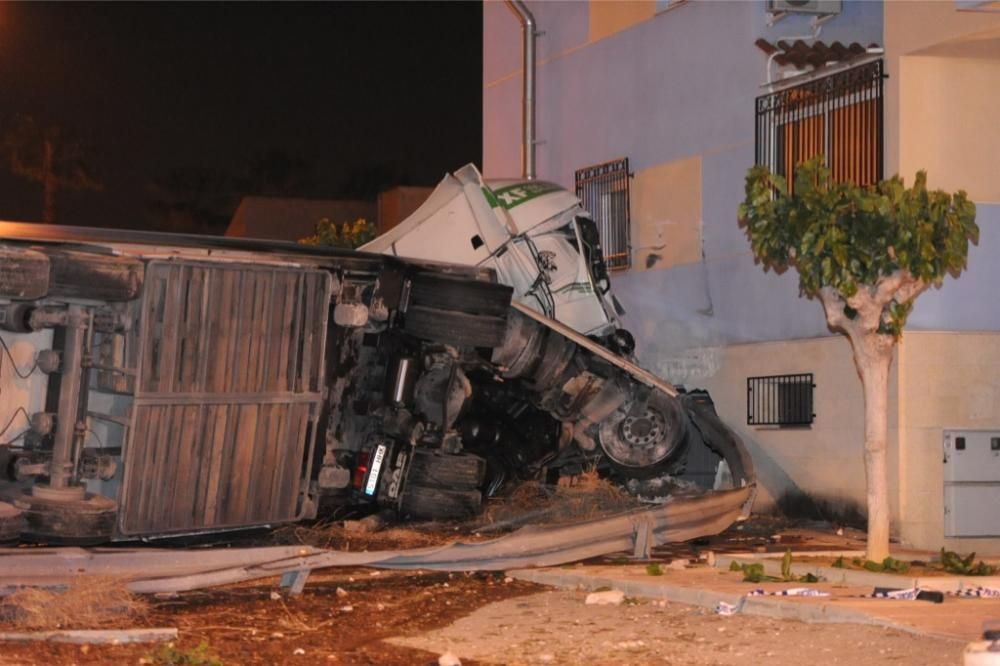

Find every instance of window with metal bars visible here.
[747,373,815,427]
[755,59,884,191]
[574,158,631,271]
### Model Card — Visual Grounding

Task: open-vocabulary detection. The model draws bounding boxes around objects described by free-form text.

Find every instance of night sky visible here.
[0,2,483,232]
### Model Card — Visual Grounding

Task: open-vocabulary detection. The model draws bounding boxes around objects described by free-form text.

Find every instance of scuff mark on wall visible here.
[634,317,723,385]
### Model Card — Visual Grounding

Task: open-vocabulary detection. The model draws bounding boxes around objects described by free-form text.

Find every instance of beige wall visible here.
[883,1,1000,180]
[694,331,1000,553]
[630,155,702,271]
[899,56,1000,202]
[697,336,896,518]
[589,1,655,43]
[897,331,1000,552]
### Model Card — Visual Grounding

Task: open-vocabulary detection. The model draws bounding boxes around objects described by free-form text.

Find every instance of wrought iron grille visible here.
[747,373,815,426]
[575,157,631,271]
[755,59,884,190]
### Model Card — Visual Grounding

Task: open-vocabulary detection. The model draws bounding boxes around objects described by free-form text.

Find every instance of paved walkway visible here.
[510,563,1000,642]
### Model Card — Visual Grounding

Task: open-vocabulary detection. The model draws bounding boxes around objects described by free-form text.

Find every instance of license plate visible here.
[364,444,387,496]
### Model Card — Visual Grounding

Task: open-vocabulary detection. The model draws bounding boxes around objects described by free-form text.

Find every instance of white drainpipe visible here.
[506,0,537,180]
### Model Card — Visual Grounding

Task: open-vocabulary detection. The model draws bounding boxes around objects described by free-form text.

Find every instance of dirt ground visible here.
[0,569,544,666]
[0,568,969,666]
[393,589,966,666]
[0,515,963,665]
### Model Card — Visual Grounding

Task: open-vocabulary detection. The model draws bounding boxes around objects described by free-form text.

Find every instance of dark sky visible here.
[0,2,483,231]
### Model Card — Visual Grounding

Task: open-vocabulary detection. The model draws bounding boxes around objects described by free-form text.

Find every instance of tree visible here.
[299,217,375,249]
[738,157,978,561]
[3,114,102,224]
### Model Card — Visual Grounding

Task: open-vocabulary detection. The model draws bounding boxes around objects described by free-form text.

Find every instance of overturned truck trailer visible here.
[0,167,753,545]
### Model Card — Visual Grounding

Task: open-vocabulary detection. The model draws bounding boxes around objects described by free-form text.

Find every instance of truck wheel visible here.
[0,501,25,544]
[404,305,507,348]
[43,248,144,302]
[407,450,486,489]
[399,484,482,521]
[409,275,512,317]
[0,245,50,300]
[14,490,117,545]
[598,391,690,479]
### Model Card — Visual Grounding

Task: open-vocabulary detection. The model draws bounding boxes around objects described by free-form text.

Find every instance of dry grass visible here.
[274,472,643,548]
[274,521,472,551]
[0,577,148,630]
[482,471,640,528]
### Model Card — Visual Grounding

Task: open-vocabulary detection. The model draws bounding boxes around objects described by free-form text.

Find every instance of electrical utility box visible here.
[943,430,1000,537]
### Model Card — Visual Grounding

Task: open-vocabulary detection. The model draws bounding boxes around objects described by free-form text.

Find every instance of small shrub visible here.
[940,549,996,576]
[831,556,845,569]
[148,641,223,666]
[645,563,664,576]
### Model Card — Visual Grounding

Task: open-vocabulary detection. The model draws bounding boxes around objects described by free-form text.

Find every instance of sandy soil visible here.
[0,569,544,666]
[391,589,966,666]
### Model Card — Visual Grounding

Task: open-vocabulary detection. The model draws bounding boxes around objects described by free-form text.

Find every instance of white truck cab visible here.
[362,164,625,340]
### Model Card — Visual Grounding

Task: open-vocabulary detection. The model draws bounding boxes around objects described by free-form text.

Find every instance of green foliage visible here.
[645,563,664,576]
[831,556,845,569]
[856,557,911,573]
[300,217,376,249]
[881,557,911,574]
[148,641,223,666]
[738,157,978,336]
[738,562,771,583]
[940,548,997,576]
[729,554,824,584]
[781,549,793,580]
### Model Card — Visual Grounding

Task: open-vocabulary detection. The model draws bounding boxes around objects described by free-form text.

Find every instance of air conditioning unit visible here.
[768,0,842,14]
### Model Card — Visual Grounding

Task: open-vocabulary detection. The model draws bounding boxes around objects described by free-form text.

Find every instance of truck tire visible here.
[404,305,507,348]
[0,245,50,300]
[43,248,144,302]
[598,390,690,479]
[407,450,486,490]
[14,490,117,545]
[0,501,25,544]
[409,275,512,317]
[399,484,482,521]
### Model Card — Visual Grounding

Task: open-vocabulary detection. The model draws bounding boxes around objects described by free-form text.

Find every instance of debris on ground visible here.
[584,589,625,606]
[438,650,462,666]
[0,577,147,631]
[714,601,739,615]
[479,472,643,529]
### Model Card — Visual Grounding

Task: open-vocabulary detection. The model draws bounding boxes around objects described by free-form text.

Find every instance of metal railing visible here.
[575,158,631,271]
[747,373,815,426]
[755,59,884,190]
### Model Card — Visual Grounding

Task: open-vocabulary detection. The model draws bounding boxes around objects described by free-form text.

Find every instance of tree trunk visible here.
[850,334,895,562]
[42,139,57,224]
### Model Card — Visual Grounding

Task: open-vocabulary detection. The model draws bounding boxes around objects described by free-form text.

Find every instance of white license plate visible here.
[364,444,387,496]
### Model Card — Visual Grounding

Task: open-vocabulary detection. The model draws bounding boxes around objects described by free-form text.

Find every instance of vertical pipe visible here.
[50,305,86,489]
[506,0,537,180]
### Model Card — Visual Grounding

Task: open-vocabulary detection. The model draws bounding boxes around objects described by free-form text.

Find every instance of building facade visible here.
[483,0,1000,552]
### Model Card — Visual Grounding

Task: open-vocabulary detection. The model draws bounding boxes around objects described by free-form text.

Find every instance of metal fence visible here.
[747,373,815,426]
[755,59,884,190]
[575,157,631,271]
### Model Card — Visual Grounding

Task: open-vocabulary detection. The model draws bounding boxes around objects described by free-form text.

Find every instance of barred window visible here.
[747,374,815,427]
[574,157,631,271]
[755,59,884,191]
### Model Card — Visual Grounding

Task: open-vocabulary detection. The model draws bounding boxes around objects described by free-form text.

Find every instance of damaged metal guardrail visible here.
[0,485,753,595]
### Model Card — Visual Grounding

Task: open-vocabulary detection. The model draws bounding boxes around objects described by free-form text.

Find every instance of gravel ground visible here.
[390,589,966,666]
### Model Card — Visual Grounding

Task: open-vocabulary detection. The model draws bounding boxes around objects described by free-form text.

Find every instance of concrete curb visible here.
[715,554,1000,592]
[507,568,943,639]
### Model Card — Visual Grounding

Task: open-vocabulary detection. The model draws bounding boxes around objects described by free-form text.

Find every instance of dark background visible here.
[0,2,483,232]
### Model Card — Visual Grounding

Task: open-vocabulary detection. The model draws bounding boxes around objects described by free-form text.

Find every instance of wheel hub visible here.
[598,393,688,472]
